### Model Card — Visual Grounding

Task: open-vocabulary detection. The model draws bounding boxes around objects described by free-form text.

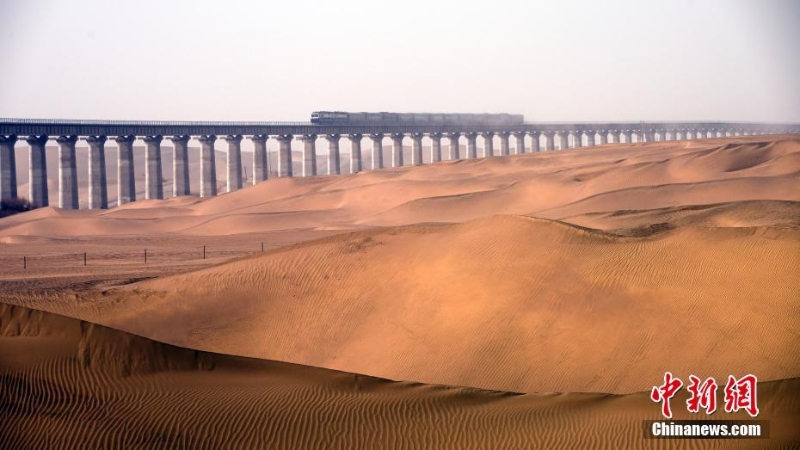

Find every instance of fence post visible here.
[261,242,264,252]
[84,252,87,266]
[144,248,147,264]
[23,256,26,269]
[203,245,206,259]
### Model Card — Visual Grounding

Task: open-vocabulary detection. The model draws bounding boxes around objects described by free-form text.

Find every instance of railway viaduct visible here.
[0,119,798,209]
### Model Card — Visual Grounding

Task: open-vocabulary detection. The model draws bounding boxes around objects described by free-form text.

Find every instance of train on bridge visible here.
[310,111,525,126]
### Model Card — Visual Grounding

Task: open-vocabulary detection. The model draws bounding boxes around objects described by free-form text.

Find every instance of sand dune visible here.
[3,212,798,395]
[2,136,798,239]
[3,303,798,449]
[1,136,799,447]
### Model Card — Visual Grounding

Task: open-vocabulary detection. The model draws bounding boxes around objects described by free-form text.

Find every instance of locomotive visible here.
[310,111,524,126]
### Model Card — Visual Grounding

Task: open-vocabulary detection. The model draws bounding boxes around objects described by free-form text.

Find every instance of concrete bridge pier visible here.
[27,135,50,207]
[586,131,595,147]
[465,133,478,158]
[623,131,633,143]
[114,135,135,205]
[300,134,317,177]
[276,134,293,178]
[249,135,268,184]
[143,135,164,200]
[369,134,383,169]
[544,132,555,151]
[56,135,79,209]
[480,132,494,157]
[411,133,423,165]
[198,134,218,196]
[0,135,18,201]
[598,131,608,145]
[686,131,695,140]
[576,131,585,148]
[326,134,341,175]
[446,133,460,160]
[429,132,442,162]
[557,131,568,150]
[348,134,362,173]
[498,132,510,156]
[706,130,714,139]
[512,132,526,155]
[225,135,243,191]
[86,135,108,209]
[529,132,541,152]
[170,135,191,195]
[391,133,404,167]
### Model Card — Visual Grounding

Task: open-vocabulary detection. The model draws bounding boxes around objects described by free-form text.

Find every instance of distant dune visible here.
[1,136,798,240]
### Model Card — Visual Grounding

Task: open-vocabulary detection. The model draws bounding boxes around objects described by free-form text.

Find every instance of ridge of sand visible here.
[1,136,798,239]
[1,136,798,447]
[562,200,800,234]
[4,212,798,395]
[2,303,798,449]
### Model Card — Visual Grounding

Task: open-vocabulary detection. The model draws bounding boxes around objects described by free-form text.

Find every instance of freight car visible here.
[311,111,524,126]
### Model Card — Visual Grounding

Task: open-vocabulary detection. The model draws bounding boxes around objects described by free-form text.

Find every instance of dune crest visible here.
[1,136,798,239]
[3,303,799,449]
[5,211,795,395]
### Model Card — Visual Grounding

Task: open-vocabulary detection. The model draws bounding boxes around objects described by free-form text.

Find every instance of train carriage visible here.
[310,111,524,126]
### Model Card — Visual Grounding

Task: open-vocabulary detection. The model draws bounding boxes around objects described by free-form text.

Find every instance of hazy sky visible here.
[1,0,798,123]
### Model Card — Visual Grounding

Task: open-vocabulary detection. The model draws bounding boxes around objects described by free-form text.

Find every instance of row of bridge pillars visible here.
[0,128,775,209]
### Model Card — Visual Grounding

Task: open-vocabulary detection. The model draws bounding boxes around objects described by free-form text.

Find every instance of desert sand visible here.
[2,135,799,448]
[2,303,798,449]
